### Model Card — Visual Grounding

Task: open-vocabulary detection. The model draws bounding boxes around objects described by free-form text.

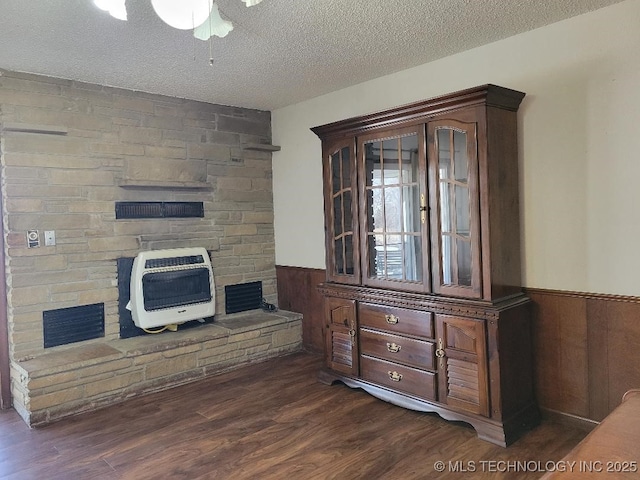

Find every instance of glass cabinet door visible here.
[359,127,430,292]
[428,119,482,298]
[323,139,360,284]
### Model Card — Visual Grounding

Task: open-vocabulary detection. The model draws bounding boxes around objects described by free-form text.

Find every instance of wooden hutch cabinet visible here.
[312,85,539,446]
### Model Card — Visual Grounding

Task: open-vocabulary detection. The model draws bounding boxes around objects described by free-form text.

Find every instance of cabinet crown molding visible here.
[311,84,525,139]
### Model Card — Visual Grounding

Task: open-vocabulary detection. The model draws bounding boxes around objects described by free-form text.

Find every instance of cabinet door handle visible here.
[435,338,445,368]
[386,342,401,353]
[348,329,356,345]
[388,371,403,382]
[385,314,399,325]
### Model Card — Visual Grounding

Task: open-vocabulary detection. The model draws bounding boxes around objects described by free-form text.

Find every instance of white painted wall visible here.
[272,0,640,296]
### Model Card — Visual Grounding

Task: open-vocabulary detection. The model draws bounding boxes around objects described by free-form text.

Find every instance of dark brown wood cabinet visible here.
[313,85,539,446]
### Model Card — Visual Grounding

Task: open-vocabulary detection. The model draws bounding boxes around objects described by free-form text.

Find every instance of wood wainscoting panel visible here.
[586,298,609,422]
[587,298,640,420]
[276,266,326,353]
[528,290,589,418]
[528,288,640,424]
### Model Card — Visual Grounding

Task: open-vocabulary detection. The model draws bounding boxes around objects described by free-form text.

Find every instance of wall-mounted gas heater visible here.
[128,247,215,329]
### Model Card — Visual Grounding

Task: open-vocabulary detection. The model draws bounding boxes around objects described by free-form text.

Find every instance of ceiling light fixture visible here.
[150,0,212,30]
[93,0,264,39]
[93,0,265,65]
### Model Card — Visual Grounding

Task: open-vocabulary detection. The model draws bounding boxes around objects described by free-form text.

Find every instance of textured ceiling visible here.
[0,0,627,111]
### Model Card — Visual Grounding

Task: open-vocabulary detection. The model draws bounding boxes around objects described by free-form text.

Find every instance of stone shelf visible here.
[1,122,68,135]
[117,180,212,190]
[242,143,281,152]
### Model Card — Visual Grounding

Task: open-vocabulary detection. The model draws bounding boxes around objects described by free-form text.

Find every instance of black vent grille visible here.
[43,303,105,348]
[225,281,262,314]
[115,202,204,219]
[145,255,205,269]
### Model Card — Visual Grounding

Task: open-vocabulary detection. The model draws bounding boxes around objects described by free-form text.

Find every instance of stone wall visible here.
[0,69,279,362]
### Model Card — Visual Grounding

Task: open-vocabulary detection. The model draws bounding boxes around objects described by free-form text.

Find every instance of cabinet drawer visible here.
[360,328,435,370]
[359,303,433,339]
[361,355,436,401]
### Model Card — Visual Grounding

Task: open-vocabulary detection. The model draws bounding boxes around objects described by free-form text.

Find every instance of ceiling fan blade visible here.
[194,3,234,41]
[93,0,127,20]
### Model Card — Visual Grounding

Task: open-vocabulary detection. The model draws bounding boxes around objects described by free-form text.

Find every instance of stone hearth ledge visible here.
[11,310,303,427]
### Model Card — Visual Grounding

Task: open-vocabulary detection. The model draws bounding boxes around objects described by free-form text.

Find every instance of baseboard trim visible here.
[539,407,599,433]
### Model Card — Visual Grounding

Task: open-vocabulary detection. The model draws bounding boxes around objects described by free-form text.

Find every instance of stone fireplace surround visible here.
[0,70,299,426]
[12,310,302,426]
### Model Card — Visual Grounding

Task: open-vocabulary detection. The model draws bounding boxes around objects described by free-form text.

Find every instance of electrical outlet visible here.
[44,230,56,246]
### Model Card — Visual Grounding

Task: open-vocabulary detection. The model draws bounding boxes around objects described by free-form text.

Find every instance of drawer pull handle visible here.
[388,371,403,382]
[385,314,399,325]
[386,342,401,353]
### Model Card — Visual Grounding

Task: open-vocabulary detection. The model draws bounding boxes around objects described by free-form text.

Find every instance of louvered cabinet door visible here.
[324,297,359,376]
[435,315,489,416]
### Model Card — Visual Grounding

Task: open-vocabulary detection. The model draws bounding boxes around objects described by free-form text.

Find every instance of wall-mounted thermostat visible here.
[27,230,39,248]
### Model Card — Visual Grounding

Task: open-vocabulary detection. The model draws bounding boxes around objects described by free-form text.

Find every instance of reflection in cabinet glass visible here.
[364,133,422,282]
[438,128,471,286]
[323,140,360,285]
[429,119,482,298]
[331,147,353,275]
[359,127,429,293]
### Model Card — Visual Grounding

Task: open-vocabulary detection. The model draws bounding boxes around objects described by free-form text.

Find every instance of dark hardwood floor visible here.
[0,352,586,479]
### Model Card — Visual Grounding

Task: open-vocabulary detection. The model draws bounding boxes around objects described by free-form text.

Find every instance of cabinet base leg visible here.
[475,403,541,447]
[318,368,540,447]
